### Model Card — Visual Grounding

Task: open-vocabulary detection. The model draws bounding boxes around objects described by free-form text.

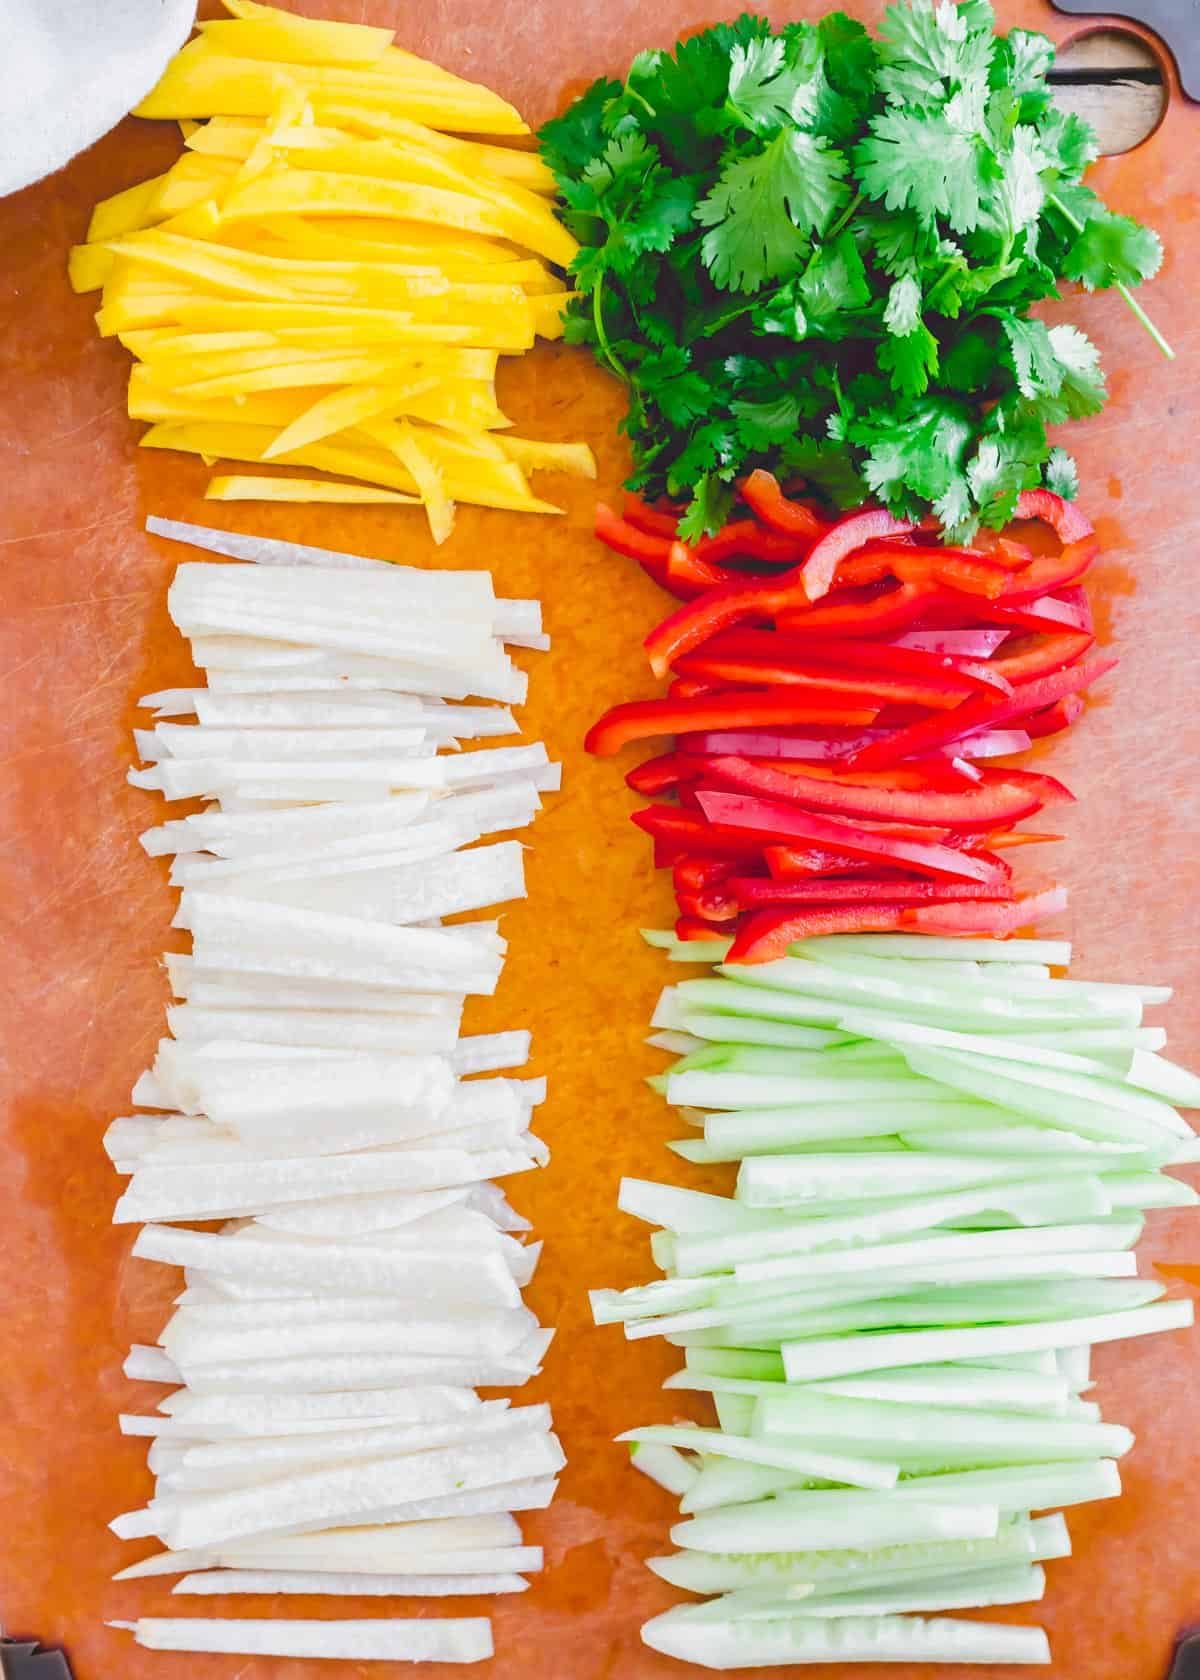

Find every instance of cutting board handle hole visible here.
[1050,27,1168,154]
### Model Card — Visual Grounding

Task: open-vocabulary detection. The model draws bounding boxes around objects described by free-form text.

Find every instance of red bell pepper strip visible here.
[695,791,1008,884]
[989,630,1094,684]
[1025,694,1085,739]
[700,755,1047,832]
[626,752,702,796]
[595,503,671,567]
[740,469,826,538]
[776,581,934,639]
[676,915,731,943]
[673,652,976,711]
[836,545,1017,599]
[623,494,682,540]
[695,520,813,568]
[728,905,906,962]
[667,542,732,594]
[974,829,1064,851]
[994,768,1075,807]
[674,856,738,892]
[991,539,1097,604]
[731,877,1016,908]
[845,656,1117,771]
[586,692,880,757]
[677,882,742,922]
[634,804,771,860]
[903,885,1068,936]
[698,631,1012,694]
[1014,490,1094,544]
[801,508,918,602]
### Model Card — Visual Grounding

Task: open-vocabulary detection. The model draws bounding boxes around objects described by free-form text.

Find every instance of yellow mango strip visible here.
[199,18,393,69]
[98,232,450,304]
[155,155,241,214]
[226,214,521,269]
[147,336,495,383]
[365,417,508,464]
[69,244,117,295]
[124,328,284,359]
[164,297,442,332]
[137,47,528,136]
[140,420,562,513]
[267,322,473,347]
[179,118,201,139]
[262,379,441,459]
[218,169,508,238]
[497,437,599,478]
[171,348,495,402]
[206,475,415,503]
[307,105,554,195]
[127,368,323,426]
[185,117,265,158]
[87,173,169,243]
[399,386,510,436]
[232,83,315,189]
[156,201,225,239]
[465,140,556,195]
[530,293,576,340]
[379,420,455,544]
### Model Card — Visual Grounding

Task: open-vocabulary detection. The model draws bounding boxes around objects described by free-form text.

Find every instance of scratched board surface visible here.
[0,3,1198,1678]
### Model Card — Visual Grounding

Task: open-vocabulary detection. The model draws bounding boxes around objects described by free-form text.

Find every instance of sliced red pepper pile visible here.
[586,477,1111,962]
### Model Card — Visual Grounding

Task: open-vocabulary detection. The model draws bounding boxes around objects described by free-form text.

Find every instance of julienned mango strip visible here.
[87,174,171,243]
[262,379,442,460]
[126,367,507,434]
[206,475,415,503]
[497,437,599,479]
[139,420,563,513]
[135,47,529,136]
[197,17,394,68]
[379,420,456,545]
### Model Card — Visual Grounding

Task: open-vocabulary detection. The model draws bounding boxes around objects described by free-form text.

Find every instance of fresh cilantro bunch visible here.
[538,0,1166,541]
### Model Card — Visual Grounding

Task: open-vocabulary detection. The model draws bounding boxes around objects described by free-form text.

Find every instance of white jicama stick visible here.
[173,1569,530,1595]
[111,1616,494,1662]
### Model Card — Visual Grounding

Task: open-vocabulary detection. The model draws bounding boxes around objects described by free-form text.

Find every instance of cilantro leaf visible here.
[855,109,983,232]
[1064,208,1164,290]
[678,472,737,542]
[883,273,922,334]
[880,321,939,396]
[851,395,974,513]
[1046,323,1107,418]
[696,130,848,292]
[726,35,821,132]
[538,78,621,178]
[1036,107,1098,181]
[993,29,1055,118]
[1044,446,1079,500]
[730,392,804,450]
[1000,314,1063,400]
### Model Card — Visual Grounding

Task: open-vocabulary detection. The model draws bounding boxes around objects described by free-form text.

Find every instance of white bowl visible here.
[0,0,198,198]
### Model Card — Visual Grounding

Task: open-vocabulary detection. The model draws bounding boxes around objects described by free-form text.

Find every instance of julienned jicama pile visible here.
[592,932,1200,1668]
[107,520,560,1666]
[68,0,592,543]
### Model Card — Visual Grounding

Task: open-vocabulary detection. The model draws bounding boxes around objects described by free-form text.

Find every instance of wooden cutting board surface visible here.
[0,4,1198,1677]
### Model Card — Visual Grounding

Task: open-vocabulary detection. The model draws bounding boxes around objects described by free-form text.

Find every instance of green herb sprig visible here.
[538,0,1167,541]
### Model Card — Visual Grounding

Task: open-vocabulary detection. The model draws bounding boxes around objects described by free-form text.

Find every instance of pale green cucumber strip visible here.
[668,1363,1072,1416]
[703,1100,1024,1154]
[1126,1050,1200,1109]
[1057,1346,1092,1391]
[618,1425,898,1491]
[641,929,733,963]
[793,935,1071,965]
[678,1561,1046,1620]
[753,1390,1131,1463]
[901,1047,1185,1147]
[678,1011,857,1051]
[732,1221,1143,1286]
[671,1135,906,1165]
[714,1393,755,1437]
[718,960,1136,1029]
[629,1441,700,1497]
[685,1348,786,1381]
[792,950,1050,983]
[649,1029,705,1055]
[1020,1025,1166,1052]
[647,1513,1058,1594]
[736,1150,1091,1207]
[672,1493,1001,1555]
[672,1179,1113,1277]
[641,1607,1050,1669]
[835,1008,1136,1080]
[898,1126,1160,1161]
[781,1298,1194,1382]
[618,1179,788,1234]
[671,1042,903,1075]
[670,1070,946,1110]
[1100,1171,1200,1209]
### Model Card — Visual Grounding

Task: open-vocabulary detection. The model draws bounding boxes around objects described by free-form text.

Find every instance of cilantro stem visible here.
[593,281,630,383]
[1048,193,1174,361]
[823,191,865,244]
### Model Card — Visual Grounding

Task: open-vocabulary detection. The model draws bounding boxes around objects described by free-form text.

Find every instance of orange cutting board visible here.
[0,4,1198,1677]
